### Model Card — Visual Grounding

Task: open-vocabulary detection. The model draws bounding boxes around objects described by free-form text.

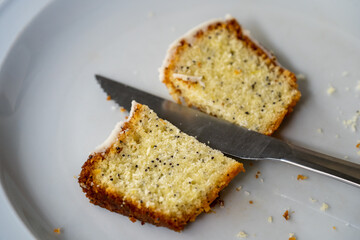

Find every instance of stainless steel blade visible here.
[96,75,360,187]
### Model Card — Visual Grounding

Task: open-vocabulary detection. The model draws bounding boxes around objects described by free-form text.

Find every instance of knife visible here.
[96,74,360,188]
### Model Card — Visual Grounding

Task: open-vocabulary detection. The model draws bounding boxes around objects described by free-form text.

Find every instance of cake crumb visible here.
[356,142,360,149]
[219,199,225,208]
[236,186,242,191]
[356,81,360,91]
[297,174,308,180]
[320,202,329,211]
[53,228,61,234]
[73,175,77,179]
[335,134,340,138]
[236,231,248,238]
[342,110,360,132]
[260,178,264,183]
[309,197,317,203]
[288,233,296,240]
[333,226,337,230]
[344,155,349,159]
[268,216,273,223]
[327,85,336,95]
[244,191,250,196]
[317,128,323,134]
[296,74,306,80]
[342,71,349,77]
[283,210,290,220]
[120,107,126,112]
[249,200,253,204]
[147,11,155,18]
[106,95,111,101]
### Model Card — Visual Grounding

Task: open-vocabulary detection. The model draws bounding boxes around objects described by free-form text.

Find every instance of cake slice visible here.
[79,101,244,232]
[160,16,301,135]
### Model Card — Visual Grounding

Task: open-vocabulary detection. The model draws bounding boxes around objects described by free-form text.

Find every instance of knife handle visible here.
[282,144,360,187]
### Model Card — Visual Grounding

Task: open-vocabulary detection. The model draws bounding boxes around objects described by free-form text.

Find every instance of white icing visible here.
[172,73,205,87]
[224,13,234,20]
[94,100,139,153]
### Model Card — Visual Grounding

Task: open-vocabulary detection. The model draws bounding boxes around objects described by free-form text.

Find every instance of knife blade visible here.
[96,74,360,188]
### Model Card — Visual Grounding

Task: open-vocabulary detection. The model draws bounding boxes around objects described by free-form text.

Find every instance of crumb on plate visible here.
[327,85,336,95]
[356,81,360,91]
[283,210,290,220]
[236,231,248,238]
[53,228,61,234]
[289,232,296,240]
[342,110,360,132]
[317,128,323,134]
[106,95,111,101]
[147,11,155,18]
[219,199,225,208]
[320,202,329,211]
[296,74,305,80]
[297,174,308,180]
[268,216,273,223]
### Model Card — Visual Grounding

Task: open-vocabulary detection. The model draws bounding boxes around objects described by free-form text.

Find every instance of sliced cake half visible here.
[79,101,244,232]
[160,16,301,135]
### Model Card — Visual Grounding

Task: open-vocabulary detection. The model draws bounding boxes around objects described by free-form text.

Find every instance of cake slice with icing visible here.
[160,16,301,135]
[79,101,244,232]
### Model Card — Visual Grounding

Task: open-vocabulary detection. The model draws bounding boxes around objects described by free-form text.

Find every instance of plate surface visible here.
[1,0,360,239]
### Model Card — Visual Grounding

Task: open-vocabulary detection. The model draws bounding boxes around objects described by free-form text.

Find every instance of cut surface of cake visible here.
[79,101,244,232]
[160,16,301,135]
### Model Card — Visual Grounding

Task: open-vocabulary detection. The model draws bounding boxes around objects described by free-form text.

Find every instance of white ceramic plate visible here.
[1,1,360,239]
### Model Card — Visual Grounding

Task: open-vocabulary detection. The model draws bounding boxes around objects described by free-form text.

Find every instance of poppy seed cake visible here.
[79,101,244,232]
[160,16,301,135]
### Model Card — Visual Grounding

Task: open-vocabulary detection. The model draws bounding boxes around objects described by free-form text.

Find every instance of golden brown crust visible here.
[79,154,187,231]
[78,102,244,232]
[162,18,301,135]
